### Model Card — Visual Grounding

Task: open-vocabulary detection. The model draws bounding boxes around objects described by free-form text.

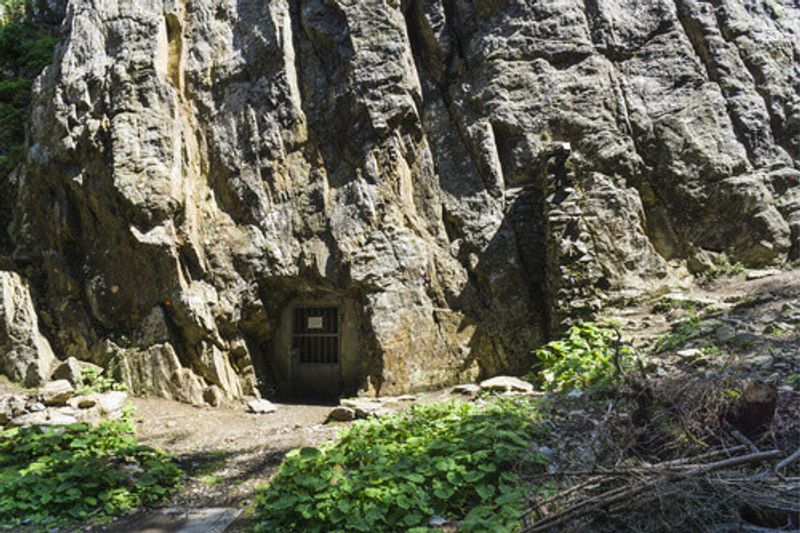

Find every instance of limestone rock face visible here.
[7,0,800,400]
[0,272,56,387]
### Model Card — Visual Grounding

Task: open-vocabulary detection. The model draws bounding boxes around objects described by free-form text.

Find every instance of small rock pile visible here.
[324,376,540,423]
[0,380,129,430]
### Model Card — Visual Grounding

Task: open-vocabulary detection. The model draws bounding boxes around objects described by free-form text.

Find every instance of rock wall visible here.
[5,0,799,401]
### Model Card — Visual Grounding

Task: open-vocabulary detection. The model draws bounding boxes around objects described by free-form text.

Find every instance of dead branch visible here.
[775,447,800,474]
[724,420,760,454]
[520,449,782,532]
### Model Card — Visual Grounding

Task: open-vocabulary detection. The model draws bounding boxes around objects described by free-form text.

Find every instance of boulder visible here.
[203,386,224,407]
[452,384,481,395]
[39,379,74,406]
[479,376,534,394]
[326,406,355,423]
[52,357,103,387]
[67,394,98,409]
[0,272,57,387]
[97,391,128,415]
[10,411,79,427]
[247,399,276,414]
[0,395,27,423]
[105,342,206,406]
[341,399,389,419]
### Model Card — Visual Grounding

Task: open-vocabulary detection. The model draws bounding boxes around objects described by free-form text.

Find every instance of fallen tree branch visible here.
[724,420,760,454]
[775,447,800,474]
[521,449,782,532]
[523,446,749,480]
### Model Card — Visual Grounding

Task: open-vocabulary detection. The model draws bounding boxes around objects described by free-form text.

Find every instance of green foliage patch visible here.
[701,254,745,281]
[253,399,542,532]
[76,367,128,396]
[655,314,703,353]
[528,322,633,392]
[0,413,182,529]
[0,18,57,176]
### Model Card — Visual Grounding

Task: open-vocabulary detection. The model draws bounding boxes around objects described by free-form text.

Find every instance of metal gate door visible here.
[291,306,340,397]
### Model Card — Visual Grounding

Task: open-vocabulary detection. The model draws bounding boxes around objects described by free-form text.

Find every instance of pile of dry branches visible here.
[520,445,799,532]
[517,345,800,532]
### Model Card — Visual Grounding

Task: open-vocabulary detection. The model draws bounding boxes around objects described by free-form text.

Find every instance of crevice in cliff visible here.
[403,0,500,199]
[164,13,183,90]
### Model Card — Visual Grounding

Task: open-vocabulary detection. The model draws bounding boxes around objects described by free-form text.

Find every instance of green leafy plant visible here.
[0,413,182,529]
[527,322,633,392]
[655,314,703,353]
[76,367,127,395]
[701,254,745,281]
[253,399,543,532]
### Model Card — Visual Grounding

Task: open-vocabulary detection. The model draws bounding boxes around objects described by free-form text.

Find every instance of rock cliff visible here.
[3,0,799,402]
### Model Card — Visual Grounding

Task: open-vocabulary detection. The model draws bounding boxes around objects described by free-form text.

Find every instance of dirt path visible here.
[88,398,344,532]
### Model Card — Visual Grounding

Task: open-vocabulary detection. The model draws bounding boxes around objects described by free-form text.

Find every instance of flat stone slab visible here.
[479,376,534,393]
[117,507,241,533]
[247,399,276,414]
[746,269,780,281]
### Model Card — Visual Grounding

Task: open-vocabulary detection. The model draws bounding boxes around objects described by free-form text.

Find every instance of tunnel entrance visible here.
[272,294,363,400]
[291,306,341,397]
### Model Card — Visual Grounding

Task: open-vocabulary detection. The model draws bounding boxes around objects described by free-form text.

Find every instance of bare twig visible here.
[723,420,759,453]
[775,447,800,473]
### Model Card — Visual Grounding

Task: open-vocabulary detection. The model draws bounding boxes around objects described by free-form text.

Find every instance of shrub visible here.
[253,399,543,532]
[528,322,633,392]
[76,367,128,395]
[0,413,182,529]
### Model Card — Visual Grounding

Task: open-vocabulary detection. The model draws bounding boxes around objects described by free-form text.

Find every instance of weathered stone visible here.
[39,380,74,406]
[0,395,27,423]
[67,394,98,409]
[479,376,534,394]
[676,349,703,361]
[106,342,206,406]
[746,269,781,281]
[0,272,56,387]
[247,399,276,414]
[52,357,103,387]
[452,384,481,395]
[325,406,355,423]
[203,386,224,407]
[340,399,388,419]
[97,391,128,415]
[10,411,78,427]
[5,0,800,403]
